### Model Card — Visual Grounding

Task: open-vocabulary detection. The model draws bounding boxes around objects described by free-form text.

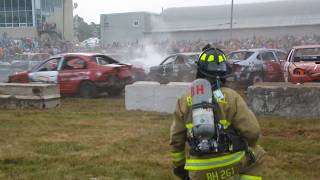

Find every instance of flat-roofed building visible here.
[100,0,320,46]
[0,0,73,41]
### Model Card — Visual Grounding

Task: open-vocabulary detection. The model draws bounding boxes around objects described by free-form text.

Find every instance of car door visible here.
[283,49,295,82]
[174,54,194,81]
[28,57,62,83]
[173,55,185,78]
[261,51,283,82]
[58,56,90,94]
[160,55,176,80]
[275,50,288,81]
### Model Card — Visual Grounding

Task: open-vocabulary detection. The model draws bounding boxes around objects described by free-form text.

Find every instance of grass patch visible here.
[0,97,319,179]
[35,142,89,156]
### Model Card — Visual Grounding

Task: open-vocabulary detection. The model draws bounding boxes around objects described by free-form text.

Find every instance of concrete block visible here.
[125,81,191,113]
[247,82,320,118]
[125,81,160,112]
[0,83,61,109]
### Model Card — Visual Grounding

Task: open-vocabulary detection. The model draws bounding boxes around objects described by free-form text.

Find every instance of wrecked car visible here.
[284,45,320,83]
[148,52,200,83]
[228,48,287,85]
[8,53,133,97]
[106,53,146,82]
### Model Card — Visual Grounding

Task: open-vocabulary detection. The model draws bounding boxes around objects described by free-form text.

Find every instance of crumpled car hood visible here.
[293,62,320,78]
[294,62,320,72]
[103,64,129,68]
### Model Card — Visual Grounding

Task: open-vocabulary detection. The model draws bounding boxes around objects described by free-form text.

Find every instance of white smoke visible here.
[129,13,173,73]
[130,41,166,73]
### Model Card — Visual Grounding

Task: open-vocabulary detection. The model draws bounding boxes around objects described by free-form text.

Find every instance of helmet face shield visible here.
[206,61,228,72]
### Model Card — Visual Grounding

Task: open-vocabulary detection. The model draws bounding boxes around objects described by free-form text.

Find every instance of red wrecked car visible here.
[105,53,146,82]
[8,53,133,97]
[284,45,320,83]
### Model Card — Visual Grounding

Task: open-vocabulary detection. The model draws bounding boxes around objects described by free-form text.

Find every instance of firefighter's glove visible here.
[173,165,189,180]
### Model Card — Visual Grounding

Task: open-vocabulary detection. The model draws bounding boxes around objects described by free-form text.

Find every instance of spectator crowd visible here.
[1,34,320,63]
[103,34,320,56]
[0,32,71,63]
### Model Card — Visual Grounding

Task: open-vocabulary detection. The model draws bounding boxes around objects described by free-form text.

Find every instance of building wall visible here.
[41,0,73,41]
[101,12,147,47]
[0,27,37,38]
[101,1,320,46]
[102,13,320,44]
[102,12,320,45]
[0,0,73,41]
[146,25,320,42]
[62,0,73,41]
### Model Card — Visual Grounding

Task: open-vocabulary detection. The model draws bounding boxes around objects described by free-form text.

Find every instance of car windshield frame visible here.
[160,55,176,65]
[185,54,199,63]
[160,53,199,65]
[91,55,120,65]
[31,57,62,72]
[293,48,320,62]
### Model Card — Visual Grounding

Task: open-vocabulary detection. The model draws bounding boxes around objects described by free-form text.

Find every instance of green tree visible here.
[74,15,100,42]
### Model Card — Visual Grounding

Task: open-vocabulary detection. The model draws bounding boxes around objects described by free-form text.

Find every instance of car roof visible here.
[230,48,286,53]
[49,52,109,59]
[174,52,201,56]
[61,52,105,56]
[292,45,320,49]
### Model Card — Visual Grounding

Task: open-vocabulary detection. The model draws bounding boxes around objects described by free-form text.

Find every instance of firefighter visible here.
[170,45,266,180]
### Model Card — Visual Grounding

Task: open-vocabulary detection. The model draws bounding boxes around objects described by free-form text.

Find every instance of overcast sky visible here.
[73,0,285,24]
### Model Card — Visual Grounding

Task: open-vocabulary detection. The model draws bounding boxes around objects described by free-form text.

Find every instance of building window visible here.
[18,0,25,10]
[0,1,4,11]
[26,0,31,10]
[133,20,139,27]
[0,0,63,28]
[0,0,34,27]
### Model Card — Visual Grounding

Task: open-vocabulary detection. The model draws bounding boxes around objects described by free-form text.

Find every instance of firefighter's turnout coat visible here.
[170,87,265,180]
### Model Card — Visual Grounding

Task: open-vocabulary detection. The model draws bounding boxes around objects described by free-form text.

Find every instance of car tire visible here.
[78,81,98,98]
[159,78,169,84]
[107,87,123,96]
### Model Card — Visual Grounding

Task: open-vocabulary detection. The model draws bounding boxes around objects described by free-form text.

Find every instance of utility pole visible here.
[230,0,234,40]
[62,0,65,39]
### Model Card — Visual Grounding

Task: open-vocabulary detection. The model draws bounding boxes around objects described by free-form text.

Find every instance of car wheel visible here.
[159,78,169,84]
[78,81,98,98]
[107,87,123,96]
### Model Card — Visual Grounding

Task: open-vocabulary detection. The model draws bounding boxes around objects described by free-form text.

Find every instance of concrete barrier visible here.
[247,82,320,118]
[0,83,61,109]
[125,81,191,113]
